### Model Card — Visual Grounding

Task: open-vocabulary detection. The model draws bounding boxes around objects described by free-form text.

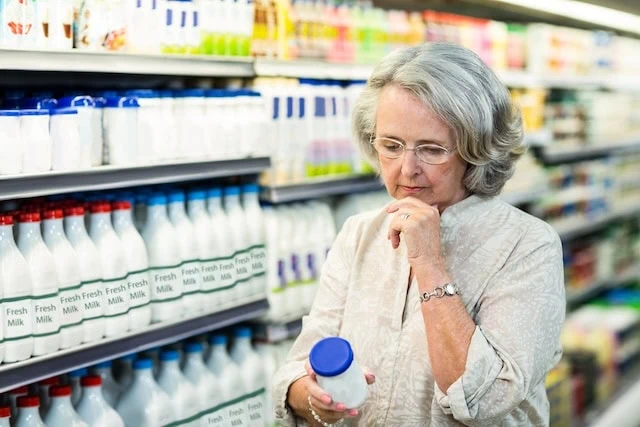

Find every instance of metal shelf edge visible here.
[0,298,269,393]
[254,59,374,80]
[0,157,270,201]
[260,175,383,203]
[555,205,640,241]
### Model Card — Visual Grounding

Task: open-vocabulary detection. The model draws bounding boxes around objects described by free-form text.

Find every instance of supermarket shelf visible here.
[0,298,269,393]
[252,314,304,343]
[0,157,270,201]
[260,175,383,203]
[501,186,547,206]
[566,266,639,309]
[0,49,255,77]
[553,204,640,241]
[254,58,374,80]
[534,138,640,166]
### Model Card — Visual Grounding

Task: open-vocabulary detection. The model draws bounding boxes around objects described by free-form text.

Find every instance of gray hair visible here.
[352,42,525,197]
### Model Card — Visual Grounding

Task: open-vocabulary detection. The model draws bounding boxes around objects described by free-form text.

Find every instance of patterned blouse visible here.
[272,195,566,426]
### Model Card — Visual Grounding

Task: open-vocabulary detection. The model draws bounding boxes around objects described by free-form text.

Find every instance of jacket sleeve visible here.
[434,224,565,425]
[272,216,357,426]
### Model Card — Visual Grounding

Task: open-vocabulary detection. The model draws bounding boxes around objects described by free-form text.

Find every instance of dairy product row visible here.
[0,327,288,427]
[0,184,266,364]
[0,0,255,56]
[0,89,270,175]
[253,78,369,185]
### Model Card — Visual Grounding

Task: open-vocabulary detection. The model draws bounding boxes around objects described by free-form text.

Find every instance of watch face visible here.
[444,283,457,296]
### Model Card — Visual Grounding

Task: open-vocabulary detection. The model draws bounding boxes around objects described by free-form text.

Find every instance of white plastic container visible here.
[20,109,52,173]
[206,188,236,307]
[182,342,224,426]
[37,376,60,417]
[206,334,248,425]
[115,358,174,427]
[103,97,139,166]
[187,190,222,311]
[91,97,105,167]
[0,406,10,427]
[158,90,179,160]
[67,368,87,407]
[15,396,45,427]
[274,206,296,317]
[126,90,161,163]
[157,349,200,427]
[76,376,124,427]
[57,96,95,169]
[44,385,88,427]
[223,187,251,302]
[0,110,22,175]
[17,212,61,356]
[261,206,285,321]
[168,190,202,314]
[142,193,184,322]
[0,214,34,363]
[50,108,82,172]
[241,184,266,298]
[255,342,278,426]
[88,202,130,337]
[229,327,265,426]
[176,89,206,159]
[42,209,84,350]
[91,361,121,408]
[8,386,29,420]
[112,200,152,330]
[64,206,106,343]
[309,337,368,409]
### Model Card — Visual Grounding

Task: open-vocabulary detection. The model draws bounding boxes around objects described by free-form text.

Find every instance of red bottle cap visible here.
[0,406,10,418]
[89,202,111,214]
[81,375,102,387]
[8,386,28,395]
[16,396,39,408]
[39,376,60,386]
[18,212,40,223]
[112,200,132,211]
[49,385,72,397]
[42,209,64,220]
[64,205,85,217]
[0,215,14,225]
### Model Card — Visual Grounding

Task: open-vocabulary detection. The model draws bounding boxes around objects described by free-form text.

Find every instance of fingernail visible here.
[336,403,347,411]
[322,395,332,405]
[349,409,359,416]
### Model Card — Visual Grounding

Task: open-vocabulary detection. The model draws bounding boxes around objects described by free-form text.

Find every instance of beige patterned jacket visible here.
[273,195,565,426]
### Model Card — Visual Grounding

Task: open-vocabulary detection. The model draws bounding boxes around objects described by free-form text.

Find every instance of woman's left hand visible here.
[386,197,445,270]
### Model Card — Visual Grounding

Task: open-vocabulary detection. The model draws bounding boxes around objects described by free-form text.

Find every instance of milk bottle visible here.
[76,376,124,427]
[91,361,120,407]
[157,350,200,427]
[206,334,248,425]
[254,341,278,426]
[206,188,237,309]
[64,206,105,343]
[290,204,314,316]
[37,376,59,418]
[230,327,266,426]
[89,202,130,337]
[8,386,28,419]
[261,205,285,321]
[0,214,34,362]
[115,358,174,427]
[142,194,184,322]
[0,406,9,427]
[112,200,152,330]
[188,190,222,312]
[44,385,88,427]
[274,206,295,317]
[15,396,45,427]
[168,190,203,314]
[17,212,61,356]
[241,184,267,298]
[223,187,251,301]
[182,342,225,426]
[67,368,87,406]
[42,209,84,349]
[114,354,135,389]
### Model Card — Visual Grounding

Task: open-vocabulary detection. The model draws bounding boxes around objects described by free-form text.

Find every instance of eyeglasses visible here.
[370,136,455,165]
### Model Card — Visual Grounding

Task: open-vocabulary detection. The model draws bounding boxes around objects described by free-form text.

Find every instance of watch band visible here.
[419,282,459,303]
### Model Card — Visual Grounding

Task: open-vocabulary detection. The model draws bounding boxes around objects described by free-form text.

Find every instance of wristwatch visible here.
[419,282,460,303]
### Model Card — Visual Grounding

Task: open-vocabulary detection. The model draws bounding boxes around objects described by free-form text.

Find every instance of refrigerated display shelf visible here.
[253,314,304,343]
[260,175,384,203]
[0,157,270,201]
[0,298,269,393]
[533,138,640,166]
[254,58,374,80]
[553,204,640,241]
[566,266,639,309]
[501,186,547,206]
[0,49,255,77]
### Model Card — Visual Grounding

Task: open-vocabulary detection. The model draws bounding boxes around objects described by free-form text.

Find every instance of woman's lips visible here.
[400,186,424,194]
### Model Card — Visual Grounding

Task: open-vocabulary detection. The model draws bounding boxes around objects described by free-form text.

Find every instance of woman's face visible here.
[375,84,468,211]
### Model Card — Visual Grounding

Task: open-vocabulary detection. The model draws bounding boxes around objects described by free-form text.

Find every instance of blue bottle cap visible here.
[21,98,57,110]
[187,190,206,201]
[19,109,48,116]
[206,187,222,198]
[57,95,95,109]
[241,184,259,194]
[104,97,140,108]
[184,342,203,353]
[160,350,180,361]
[68,368,88,378]
[235,326,252,338]
[50,109,78,116]
[125,89,158,99]
[147,193,168,206]
[209,335,227,345]
[0,110,21,117]
[309,337,354,377]
[119,353,137,361]
[168,190,186,203]
[94,360,112,369]
[223,186,240,196]
[133,358,153,370]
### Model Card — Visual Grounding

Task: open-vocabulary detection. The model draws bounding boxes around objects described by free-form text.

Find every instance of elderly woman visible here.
[272,43,565,426]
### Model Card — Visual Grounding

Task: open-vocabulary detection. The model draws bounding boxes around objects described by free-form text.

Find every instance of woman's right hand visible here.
[287,361,375,425]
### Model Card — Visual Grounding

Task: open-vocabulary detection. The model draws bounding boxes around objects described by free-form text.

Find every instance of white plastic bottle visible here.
[116,358,174,427]
[274,206,296,318]
[182,342,224,426]
[167,190,203,315]
[241,184,267,298]
[114,354,135,389]
[0,214,34,362]
[254,341,278,426]
[42,209,84,349]
[64,205,106,343]
[187,190,222,312]
[15,396,45,427]
[206,335,248,425]
[17,212,61,356]
[261,205,285,321]
[112,200,152,330]
[157,349,200,427]
[206,187,236,308]
[230,327,265,426]
[223,187,252,302]
[67,368,88,407]
[8,386,29,420]
[142,194,184,322]
[76,376,124,427]
[0,406,10,427]
[44,385,88,427]
[89,202,130,337]
[37,376,59,418]
[91,361,121,408]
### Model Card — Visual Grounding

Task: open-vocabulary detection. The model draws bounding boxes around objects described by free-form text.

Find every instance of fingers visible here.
[363,367,376,385]
[387,196,433,213]
[387,209,412,249]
